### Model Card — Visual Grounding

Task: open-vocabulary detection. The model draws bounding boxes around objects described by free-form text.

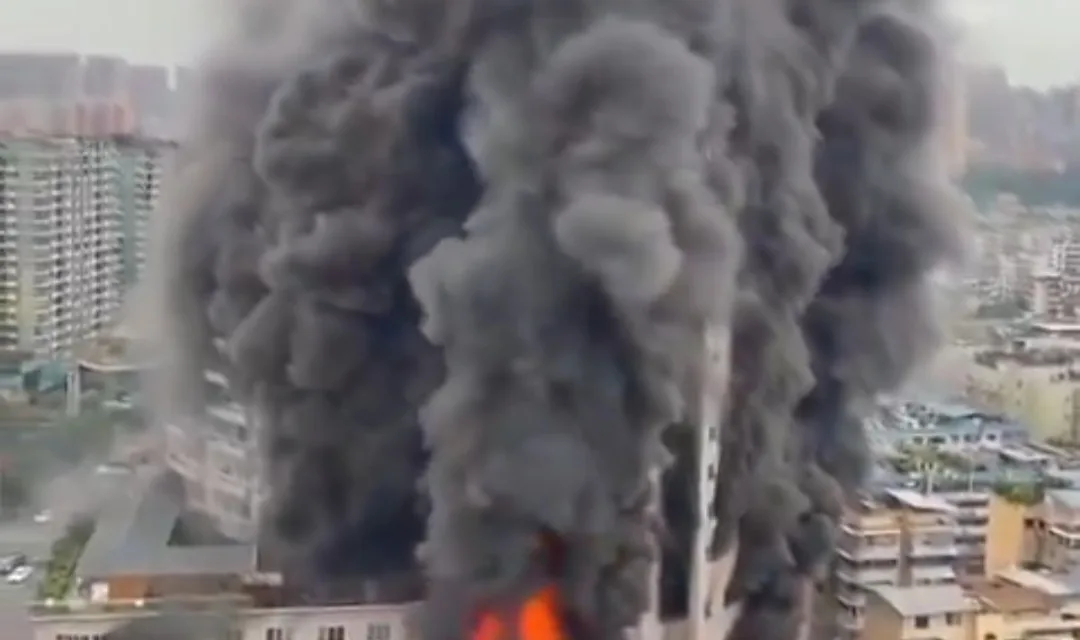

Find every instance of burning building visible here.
[121,0,968,639]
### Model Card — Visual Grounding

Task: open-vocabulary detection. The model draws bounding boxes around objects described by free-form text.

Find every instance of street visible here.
[0,589,34,640]
[0,464,135,639]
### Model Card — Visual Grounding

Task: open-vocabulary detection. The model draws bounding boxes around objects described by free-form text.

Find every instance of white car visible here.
[6,566,32,584]
[95,463,132,476]
[33,510,52,524]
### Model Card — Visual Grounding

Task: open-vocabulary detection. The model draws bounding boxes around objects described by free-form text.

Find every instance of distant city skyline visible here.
[0,0,1077,88]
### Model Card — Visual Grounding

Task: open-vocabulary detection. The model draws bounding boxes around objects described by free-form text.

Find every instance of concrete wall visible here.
[33,602,414,640]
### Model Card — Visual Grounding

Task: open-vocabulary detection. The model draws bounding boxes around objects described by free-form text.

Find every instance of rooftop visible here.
[75,335,154,373]
[872,400,1025,440]
[965,579,1054,613]
[1047,488,1080,509]
[974,348,1080,368]
[29,593,415,620]
[994,566,1080,597]
[883,488,958,513]
[77,472,253,578]
[870,584,975,616]
[1031,322,1080,335]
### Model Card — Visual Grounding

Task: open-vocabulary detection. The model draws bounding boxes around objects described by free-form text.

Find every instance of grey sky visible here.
[0,0,1075,88]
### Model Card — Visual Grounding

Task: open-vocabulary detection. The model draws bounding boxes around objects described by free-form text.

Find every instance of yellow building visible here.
[983,487,1045,576]
[982,482,1080,576]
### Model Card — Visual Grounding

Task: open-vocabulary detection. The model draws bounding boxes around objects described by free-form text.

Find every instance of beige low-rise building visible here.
[827,489,961,639]
[861,577,1080,640]
[963,347,1080,441]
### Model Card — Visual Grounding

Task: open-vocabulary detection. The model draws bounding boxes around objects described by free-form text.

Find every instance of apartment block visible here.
[828,489,961,639]
[0,137,124,360]
[164,347,264,542]
[982,482,1080,576]
[848,478,1080,640]
[936,491,991,576]
[963,346,1080,441]
[116,137,173,286]
[0,53,174,138]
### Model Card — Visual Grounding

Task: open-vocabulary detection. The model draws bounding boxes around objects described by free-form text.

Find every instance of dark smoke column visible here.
[410,8,738,640]
[714,2,965,640]
[150,0,482,600]
[413,2,963,640]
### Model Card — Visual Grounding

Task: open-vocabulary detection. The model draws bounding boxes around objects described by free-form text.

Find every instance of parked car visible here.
[33,510,52,524]
[0,554,26,575]
[6,565,32,584]
[95,463,133,476]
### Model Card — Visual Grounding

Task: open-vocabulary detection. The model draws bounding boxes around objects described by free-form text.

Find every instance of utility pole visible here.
[66,364,81,417]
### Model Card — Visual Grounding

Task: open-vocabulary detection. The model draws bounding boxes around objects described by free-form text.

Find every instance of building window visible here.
[318,627,346,640]
[913,615,929,629]
[367,623,392,640]
[266,629,291,640]
[945,613,961,626]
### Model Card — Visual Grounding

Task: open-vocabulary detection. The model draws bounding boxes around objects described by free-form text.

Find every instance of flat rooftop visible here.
[883,488,958,513]
[77,472,253,578]
[994,566,1080,597]
[965,578,1053,614]
[76,336,155,373]
[874,400,1023,436]
[870,584,974,616]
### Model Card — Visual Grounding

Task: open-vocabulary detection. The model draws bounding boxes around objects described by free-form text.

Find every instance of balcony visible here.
[1049,524,1080,542]
[164,422,206,478]
[208,403,246,427]
[911,544,959,558]
[836,545,901,562]
[835,589,866,607]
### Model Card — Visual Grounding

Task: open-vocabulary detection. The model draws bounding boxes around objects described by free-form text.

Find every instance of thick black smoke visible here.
[717,5,962,639]
[150,0,962,638]
[153,0,481,597]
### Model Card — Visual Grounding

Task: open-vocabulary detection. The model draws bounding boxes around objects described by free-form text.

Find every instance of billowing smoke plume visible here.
[715,4,963,639]
[151,0,963,638]
[153,0,481,597]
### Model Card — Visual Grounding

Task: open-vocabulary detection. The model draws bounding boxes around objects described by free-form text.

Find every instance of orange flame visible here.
[471,583,567,640]
[471,532,570,640]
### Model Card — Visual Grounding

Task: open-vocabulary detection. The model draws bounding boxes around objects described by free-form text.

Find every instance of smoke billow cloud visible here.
[149,0,964,638]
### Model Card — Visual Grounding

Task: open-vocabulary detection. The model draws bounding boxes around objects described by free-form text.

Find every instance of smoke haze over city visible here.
[3,0,1080,88]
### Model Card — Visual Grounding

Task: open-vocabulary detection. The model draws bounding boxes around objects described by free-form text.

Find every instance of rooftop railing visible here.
[30,593,252,617]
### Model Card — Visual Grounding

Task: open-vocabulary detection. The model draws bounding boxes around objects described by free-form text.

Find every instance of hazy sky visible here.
[0,0,1076,88]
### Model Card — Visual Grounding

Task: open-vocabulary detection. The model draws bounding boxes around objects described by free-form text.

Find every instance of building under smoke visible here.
[144,0,967,639]
[81,55,129,100]
[0,52,80,100]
